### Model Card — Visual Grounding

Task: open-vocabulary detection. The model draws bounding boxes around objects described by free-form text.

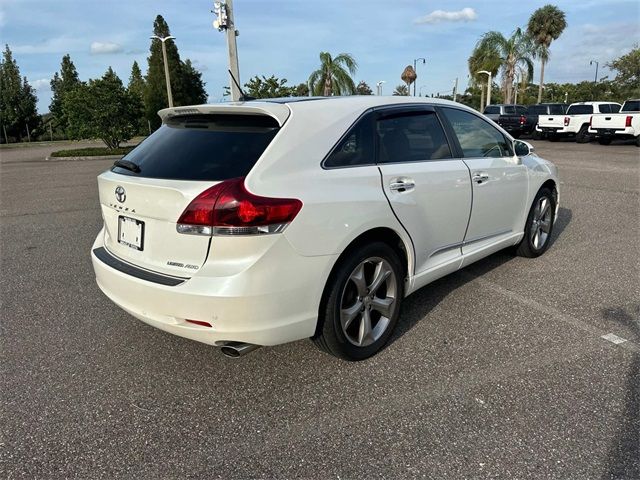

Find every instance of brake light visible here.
[626,115,633,127]
[177,177,303,236]
[519,115,526,125]
[564,116,570,126]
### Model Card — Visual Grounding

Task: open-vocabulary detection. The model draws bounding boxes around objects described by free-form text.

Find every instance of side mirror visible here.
[514,140,534,157]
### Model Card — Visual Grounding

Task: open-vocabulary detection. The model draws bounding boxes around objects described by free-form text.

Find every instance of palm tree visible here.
[527,5,567,103]
[476,28,535,104]
[392,84,409,96]
[308,52,357,96]
[468,42,502,107]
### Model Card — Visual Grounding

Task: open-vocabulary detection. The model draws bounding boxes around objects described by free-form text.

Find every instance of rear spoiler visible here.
[158,103,291,127]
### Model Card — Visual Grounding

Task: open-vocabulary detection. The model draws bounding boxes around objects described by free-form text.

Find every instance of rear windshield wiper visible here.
[113,159,141,173]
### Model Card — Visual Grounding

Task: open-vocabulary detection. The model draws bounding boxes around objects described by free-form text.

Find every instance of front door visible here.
[439,107,528,255]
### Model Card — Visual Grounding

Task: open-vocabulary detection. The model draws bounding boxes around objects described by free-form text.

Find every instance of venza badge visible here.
[115,186,126,203]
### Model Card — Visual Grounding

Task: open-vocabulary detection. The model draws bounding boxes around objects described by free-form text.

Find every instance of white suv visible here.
[91,97,559,360]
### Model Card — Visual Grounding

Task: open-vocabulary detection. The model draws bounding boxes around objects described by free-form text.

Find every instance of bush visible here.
[50,146,135,158]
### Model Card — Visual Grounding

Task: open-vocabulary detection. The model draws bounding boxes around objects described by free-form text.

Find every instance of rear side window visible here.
[484,106,500,114]
[622,101,640,112]
[567,105,593,115]
[112,114,279,181]
[324,112,375,168]
[441,107,514,158]
[376,111,452,164]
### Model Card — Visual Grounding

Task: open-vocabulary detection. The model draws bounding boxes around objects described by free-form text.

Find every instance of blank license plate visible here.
[118,216,144,251]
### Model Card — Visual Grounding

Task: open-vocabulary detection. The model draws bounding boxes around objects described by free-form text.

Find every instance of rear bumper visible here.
[91,230,337,347]
[537,126,573,134]
[588,126,637,137]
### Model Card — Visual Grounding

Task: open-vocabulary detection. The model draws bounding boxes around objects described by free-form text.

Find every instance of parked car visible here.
[589,99,640,146]
[483,104,526,123]
[496,105,531,138]
[537,101,621,142]
[91,97,559,361]
[526,103,568,138]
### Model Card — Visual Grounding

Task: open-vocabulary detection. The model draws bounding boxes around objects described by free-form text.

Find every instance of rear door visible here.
[376,106,472,274]
[98,113,281,277]
[439,106,528,255]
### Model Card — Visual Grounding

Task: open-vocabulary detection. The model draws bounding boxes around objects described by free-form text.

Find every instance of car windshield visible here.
[112,114,280,181]
[567,105,593,115]
[621,101,640,112]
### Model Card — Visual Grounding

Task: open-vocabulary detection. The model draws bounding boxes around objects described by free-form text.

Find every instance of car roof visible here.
[568,101,621,106]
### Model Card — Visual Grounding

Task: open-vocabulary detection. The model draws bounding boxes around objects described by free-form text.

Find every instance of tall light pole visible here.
[376,80,386,96]
[213,0,241,101]
[477,70,492,108]
[413,57,426,96]
[150,35,176,108]
[590,60,599,84]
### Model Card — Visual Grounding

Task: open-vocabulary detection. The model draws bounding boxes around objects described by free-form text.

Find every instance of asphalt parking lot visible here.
[1,139,638,479]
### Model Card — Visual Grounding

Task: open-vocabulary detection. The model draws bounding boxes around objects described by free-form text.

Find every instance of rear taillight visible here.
[564,116,570,126]
[519,115,526,125]
[177,177,303,236]
[626,115,633,127]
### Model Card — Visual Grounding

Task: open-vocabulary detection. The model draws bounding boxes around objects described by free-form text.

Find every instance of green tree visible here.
[244,75,293,98]
[0,45,39,142]
[144,15,208,129]
[606,46,640,97]
[64,67,142,149]
[392,84,408,96]
[49,54,81,132]
[527,4,567,103]
[128,61,146,134]
[355,80,373,95]
[291,82,309,97]
[476,28,535,104]
[308,52,357,96]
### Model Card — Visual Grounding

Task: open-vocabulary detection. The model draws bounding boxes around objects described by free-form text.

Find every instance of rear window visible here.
[484,106,500,114]
[549,104,566,114]
[112,114,280,181]
[504,106,516,114]
[622,100,640,112]
[598,104,611,113]
[528,105,547,115]
[567,105,593,115]
[610,104,621,113]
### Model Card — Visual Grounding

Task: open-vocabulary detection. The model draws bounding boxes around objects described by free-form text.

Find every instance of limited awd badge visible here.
[115,186,126,203]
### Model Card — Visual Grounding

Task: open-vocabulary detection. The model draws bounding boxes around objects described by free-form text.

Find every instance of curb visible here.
[44,154,124,162]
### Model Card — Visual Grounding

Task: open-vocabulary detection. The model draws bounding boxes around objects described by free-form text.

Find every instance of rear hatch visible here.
[591,113,629,130]
[97,107,287,277]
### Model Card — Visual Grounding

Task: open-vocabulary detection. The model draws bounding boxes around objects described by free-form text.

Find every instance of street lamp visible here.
[477,70,492,108]
[376,80,386,96]
[590,60,599,84]
[150,35,176,107]
[413,57,426,96]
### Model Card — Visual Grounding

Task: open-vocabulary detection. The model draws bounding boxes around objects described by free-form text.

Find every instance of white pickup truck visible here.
[537,101,621,143]
[589,99,640,146]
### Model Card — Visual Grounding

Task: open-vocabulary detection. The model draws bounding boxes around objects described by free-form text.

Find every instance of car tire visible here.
[313,241,404,361]
[576,125,590,143]
[548,133,558,142]
[532,129,541,140]
[636,135,640,147]
[598,137,612,145]
[515,187,556,258]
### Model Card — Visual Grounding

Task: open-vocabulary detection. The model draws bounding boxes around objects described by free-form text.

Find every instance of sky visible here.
[1,0,639,112]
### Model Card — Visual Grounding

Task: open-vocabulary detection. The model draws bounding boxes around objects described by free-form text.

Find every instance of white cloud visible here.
[90,41,123,55]
[31,78,50,90]
[13,36,83,55]
[414,7,477,25]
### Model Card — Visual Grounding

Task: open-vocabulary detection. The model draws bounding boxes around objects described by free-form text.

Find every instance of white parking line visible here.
[601,333,628,345]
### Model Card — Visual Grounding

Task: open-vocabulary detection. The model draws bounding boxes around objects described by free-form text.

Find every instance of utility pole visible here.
[2,124,7,145]
[150,35,176,107]
[213,0,241,101]
[49,122,53,141]
[590,60,599,84]
[412,57,426,96]
[452,77,458,102]
[25,123,31,142]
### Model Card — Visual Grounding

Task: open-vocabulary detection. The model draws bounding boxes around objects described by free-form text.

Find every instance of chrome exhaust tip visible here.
[220,342,261,358]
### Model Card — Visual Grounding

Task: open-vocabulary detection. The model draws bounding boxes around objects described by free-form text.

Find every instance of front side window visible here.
[376,111,452,164]
[441,107,514,158]
[324,112,374,168]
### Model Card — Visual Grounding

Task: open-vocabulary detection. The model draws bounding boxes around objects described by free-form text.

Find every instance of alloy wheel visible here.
[531,196,552,250]
[339,257,398,347]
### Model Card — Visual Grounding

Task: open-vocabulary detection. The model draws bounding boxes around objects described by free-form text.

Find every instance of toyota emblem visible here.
[115,186,126,203]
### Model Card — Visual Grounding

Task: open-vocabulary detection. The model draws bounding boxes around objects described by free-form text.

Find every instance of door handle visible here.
[389,178,415,193]
[472,172,490,184]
